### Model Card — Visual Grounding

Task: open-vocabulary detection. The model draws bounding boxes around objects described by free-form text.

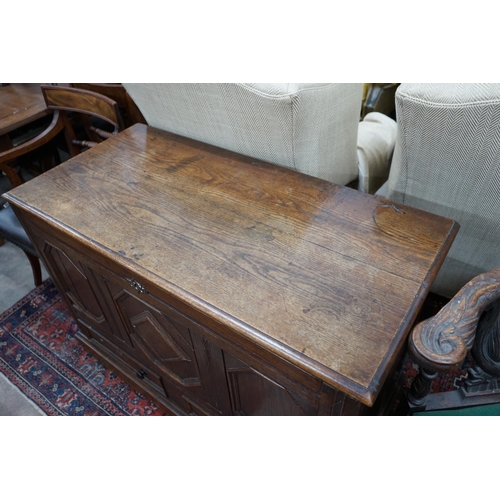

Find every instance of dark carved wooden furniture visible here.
[0,110,65,286]
[3,124,459,415]
[70,83,146,128]
[399,268,500,414]
[41,85,125,156]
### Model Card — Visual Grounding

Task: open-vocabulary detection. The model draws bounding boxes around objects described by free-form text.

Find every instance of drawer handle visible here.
[136,369,147,379]
[126,278,147,293]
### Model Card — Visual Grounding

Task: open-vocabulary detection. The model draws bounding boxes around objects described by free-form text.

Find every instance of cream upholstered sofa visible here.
[380,83,500,298]
[123,83,396,194]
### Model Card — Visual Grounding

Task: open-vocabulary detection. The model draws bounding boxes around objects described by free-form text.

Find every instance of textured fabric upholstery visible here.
[357,112,397,194]
[386,83,500,297]
[123,83,364,186]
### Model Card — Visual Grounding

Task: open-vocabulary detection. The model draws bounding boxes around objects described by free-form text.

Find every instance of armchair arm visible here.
[0,161,23,188]
[408,268,500,373]
[0,110,66,191]
[0,110,65,164]
[356,112,397,194]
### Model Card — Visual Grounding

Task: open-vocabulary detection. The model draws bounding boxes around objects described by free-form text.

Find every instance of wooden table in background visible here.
[0,83,51,156]
[0,83,48,136]
[4,124,459,415]
[0,83,49,249]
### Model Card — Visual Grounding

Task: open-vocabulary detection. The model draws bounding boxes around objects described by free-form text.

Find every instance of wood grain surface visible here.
[0,83,49,135]
[4,124,459,405]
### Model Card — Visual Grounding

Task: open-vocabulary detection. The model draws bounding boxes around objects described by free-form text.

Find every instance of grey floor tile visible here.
[0,241,48,416]
[0,373,45,416]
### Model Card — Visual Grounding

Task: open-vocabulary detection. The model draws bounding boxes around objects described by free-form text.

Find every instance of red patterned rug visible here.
[1,280,473,416]
[0,280,164,416]
[401,352,475,393]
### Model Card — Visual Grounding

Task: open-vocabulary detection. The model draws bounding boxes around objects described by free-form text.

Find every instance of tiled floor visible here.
[0,242,49,416]
[0,240,49,312]
[1,115,118,416]
[1,145,58,416]
[0,372,45,416]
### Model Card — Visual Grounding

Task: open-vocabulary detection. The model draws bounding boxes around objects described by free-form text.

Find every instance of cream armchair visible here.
[381,83,500,298]
[123,83,396,193]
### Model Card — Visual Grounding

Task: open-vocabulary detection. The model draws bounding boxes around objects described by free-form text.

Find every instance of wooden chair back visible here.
[41,85,126,156]
[70,83,146,127]
[41,85,125,131]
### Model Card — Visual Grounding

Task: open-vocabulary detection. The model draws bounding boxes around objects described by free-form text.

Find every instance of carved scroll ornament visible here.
[472,298,500,377]
[408,269,500,373]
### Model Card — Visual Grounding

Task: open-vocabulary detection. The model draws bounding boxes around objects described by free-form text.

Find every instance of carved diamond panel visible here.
[130,310,191,363]
[43,241,106,324]
[112,289,202,387]
[227,366,307,416]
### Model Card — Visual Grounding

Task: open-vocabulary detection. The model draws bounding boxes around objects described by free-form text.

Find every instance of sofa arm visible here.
[356,112,397,194]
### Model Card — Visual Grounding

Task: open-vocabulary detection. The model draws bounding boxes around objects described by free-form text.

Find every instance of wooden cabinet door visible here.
[27,230,125,347]
[24,224,226,414]
[93,271,232,415]
[222,350,321,416]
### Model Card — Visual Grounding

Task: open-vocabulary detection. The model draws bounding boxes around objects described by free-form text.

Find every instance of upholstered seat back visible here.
[386,83,500,297]
[123,83,363,186]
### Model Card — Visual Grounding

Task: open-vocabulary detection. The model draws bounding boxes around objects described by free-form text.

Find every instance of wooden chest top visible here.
[5,124,458,405]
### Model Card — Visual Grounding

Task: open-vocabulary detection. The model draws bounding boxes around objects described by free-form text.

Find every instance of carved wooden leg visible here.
[23,250,42,287]
[407,368,438,409]
[394,367,438,415]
